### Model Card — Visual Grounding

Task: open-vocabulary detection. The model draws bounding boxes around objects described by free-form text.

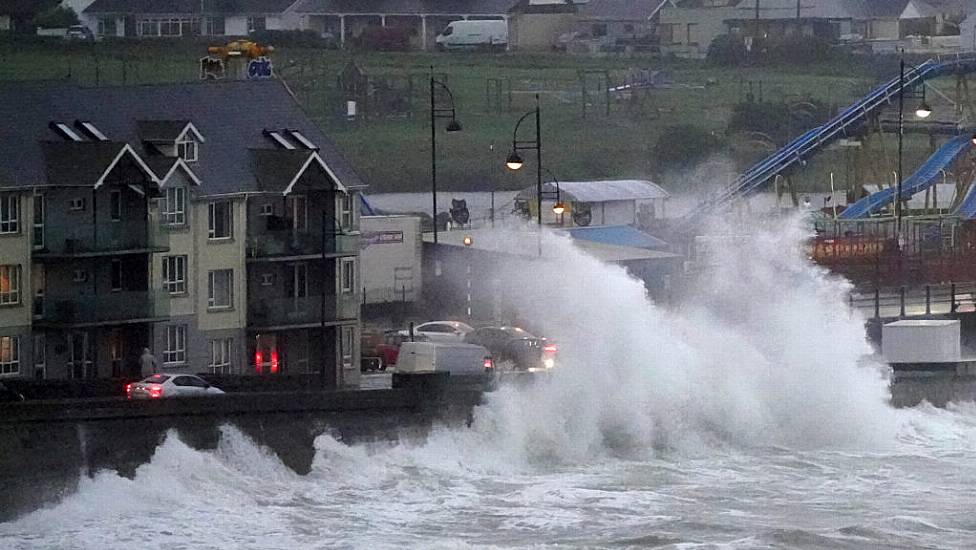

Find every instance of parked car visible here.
[396,341,493,375]
[435,20,507,51]
[65,25,95,41]
[464,326,557,371]
[401,321,475,343]
[0,381,25,403]
[126,374,224,399]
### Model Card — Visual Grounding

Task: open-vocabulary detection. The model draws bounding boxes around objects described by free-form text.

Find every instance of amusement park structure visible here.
[676,55,976,289]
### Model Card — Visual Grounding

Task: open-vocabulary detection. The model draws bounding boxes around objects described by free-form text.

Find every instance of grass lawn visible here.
[0,39,929,196]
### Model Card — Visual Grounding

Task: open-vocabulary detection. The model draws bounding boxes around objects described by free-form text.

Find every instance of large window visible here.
[341,326,354,370]
[0,194,18,234]
[138,19,159,36]
[97,17,117,37]
[206,16,225,36]
[340,259,355,293]
[208,201,233,239]
[0,265,20,305]
[110,190,122,221]
[139,17,199,37]
[209,338,233,374]
[163,325,186,365]
[287,195,307,231]
[162,187,186,226]
[32,194,44,249]
[208,269,233,309]
[247,17,266,33]
[0,336,19,376]
[162,255,187,294]
[286,263,308,299]
[339,193,353,230]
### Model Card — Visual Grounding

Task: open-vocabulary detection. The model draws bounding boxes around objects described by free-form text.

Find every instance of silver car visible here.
[127,374,224,400]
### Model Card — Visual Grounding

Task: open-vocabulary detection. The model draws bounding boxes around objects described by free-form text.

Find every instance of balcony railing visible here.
[247,294,360,328]
[34,290,170,326]
[36,222,169,257]
[246,230,360,259]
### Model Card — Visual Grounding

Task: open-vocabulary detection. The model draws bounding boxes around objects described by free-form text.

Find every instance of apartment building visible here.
[0,80,363,387]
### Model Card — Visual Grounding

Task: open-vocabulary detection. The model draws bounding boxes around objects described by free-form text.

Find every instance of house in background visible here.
[658,0,739,58]
[508,0,664,52]
[514,179,670,227]
[81,0,302,39]
[0,80,363,387]
[292,0,513,50]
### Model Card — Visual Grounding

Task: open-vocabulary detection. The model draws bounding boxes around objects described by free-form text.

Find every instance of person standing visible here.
[139,348,158,378]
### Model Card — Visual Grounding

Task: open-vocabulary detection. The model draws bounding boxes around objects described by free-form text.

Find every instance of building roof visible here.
[0,80,364,195]
[578,0,661,20]
[293,0,515,16]
[84,0,299,15]
[565,225,670,250]
[517,179,669,203]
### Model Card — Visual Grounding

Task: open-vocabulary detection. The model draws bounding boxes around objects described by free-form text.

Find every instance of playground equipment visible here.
[678,55,976,231]
[200,40,275,80]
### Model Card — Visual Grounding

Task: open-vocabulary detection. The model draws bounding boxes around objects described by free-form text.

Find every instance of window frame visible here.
[162,255,187,295]
[0,194,19,234]
[163,325,187,365]
[110,259,123,292]
[209,338,233,374]
[207,269,234,310]
[341,326,354,370]
[340,258,355,293]
[32,193,44,249]
[162,187,186,227]
[0,335,19,376]
[109,189,122,222]
[177,139,198,163]
[0,265,21,306]
[339,193,353,230]
[208,201,233,240]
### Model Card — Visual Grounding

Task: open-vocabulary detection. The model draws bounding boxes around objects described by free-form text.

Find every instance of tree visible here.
[32,6,79,29]
[652,125,723,170]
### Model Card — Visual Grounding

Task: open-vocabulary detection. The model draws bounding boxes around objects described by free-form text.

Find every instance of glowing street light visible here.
[552,202,566,215]
[505,151,524,170]
[915,101,932,119]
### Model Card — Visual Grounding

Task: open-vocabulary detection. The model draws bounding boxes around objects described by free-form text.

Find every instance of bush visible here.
[32,6,79,29]
[652,125,723,170]
[354,26,411,51]
[728,99,831,143]
[707,34,748,66]
[248,29,336,49]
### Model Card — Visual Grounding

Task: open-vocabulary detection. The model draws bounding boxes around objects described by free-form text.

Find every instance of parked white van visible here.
[396,341,494,375]
[435,20,507,51]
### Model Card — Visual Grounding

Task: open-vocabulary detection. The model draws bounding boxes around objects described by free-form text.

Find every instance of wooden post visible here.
[900,286,906,318]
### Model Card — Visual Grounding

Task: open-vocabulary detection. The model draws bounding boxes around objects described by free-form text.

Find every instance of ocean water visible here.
[3,216,976,549]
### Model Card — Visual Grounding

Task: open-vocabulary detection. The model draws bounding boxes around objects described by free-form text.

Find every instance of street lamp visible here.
[542,167,565,220]
[430,66,462,244]
[915,101,932,119]
[896,52,932,248]
[505,94,542,253]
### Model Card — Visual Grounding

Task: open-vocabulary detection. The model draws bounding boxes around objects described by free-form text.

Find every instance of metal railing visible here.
[35,290,170,325]
[247,294,360,327]
[849,281,976,319]
[38,221,169,256]
[246,230,360,258]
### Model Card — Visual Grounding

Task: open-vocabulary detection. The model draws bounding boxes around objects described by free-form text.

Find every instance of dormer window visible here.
[177,139,197,162]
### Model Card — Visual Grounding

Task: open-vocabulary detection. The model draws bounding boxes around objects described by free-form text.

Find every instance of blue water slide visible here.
[953,175,976,218]
[678,55,976,230]
[839,135,972,218]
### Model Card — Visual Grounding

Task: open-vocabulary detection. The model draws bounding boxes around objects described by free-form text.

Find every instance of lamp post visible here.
[542,167,565,223]
[505,94,542,255]
[430,67,462,244]
[896,51,933,249]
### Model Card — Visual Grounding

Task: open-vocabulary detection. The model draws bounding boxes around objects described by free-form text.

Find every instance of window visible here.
[286,263,308,298]
[33,334,45,379]
[32,194,44,249]
[138,19,159,36]
[69,197,85,211]
[206,16,225,36]
[177,140,197,162]
[208,269,233,309]
[208,201,232,239]
[163,325,186,365]
[0,194,18,234]
[209,339,232,374]
[687,23,699,46]
[162,187,186,226]
[0,265,20,305]
[287,196,307,231]
[260,204,274,216]
[247,17,266,33]
[659,23,674,44]
[341,326,354,370]
[341,259,355,293]
[97,17,117,36]
[0,336,19,376]
[339,193,353,230]
[110,190,122,221]
[591,23,608,37]
[162,255,187,294]
[160,18,181,36]
[110,259,122,291]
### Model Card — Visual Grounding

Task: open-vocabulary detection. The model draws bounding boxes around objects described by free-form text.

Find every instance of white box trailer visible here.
[882,319,961,364]
[361,215,422,305]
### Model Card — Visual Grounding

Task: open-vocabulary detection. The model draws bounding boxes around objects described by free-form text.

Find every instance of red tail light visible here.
[255,351,263,373]
[270,350,279,374]
[542,344,558,354]
[484,357,494,371]
[149,385,163,399]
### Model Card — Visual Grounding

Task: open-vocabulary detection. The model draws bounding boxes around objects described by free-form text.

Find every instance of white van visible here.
[435,20,508,51]
[396,342,494,375]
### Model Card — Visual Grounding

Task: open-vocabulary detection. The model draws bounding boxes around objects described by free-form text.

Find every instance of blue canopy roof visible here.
[567,225,669,250]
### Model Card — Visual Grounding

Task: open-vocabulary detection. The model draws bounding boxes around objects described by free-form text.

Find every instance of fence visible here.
[849,281,976,319]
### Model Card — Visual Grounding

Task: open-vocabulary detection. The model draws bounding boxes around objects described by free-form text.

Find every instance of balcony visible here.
[34,290,170,327]
[35,222,169,258]
[247,294,360,330]
[246,230,360,260]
